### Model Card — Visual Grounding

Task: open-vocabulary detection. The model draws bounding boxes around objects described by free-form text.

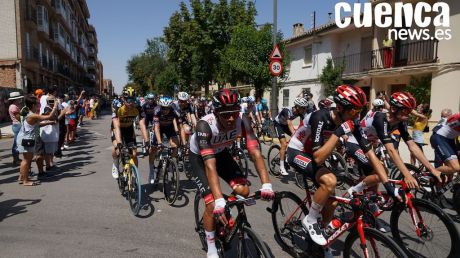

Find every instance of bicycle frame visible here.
[120,146,137,192]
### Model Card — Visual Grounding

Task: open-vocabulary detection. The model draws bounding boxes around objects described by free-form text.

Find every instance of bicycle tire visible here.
[127,164,142,215]
[117,157,125,194]
[239,226,271,258]
[163,159,180,205]
[271,191,311,257]
[390,198,460,258]
[267,145,281,176]
[194,192,208,251]
[343,227,408,258]
[234,148,249,178]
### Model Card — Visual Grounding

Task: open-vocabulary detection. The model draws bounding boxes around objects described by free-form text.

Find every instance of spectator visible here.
[8,92,24,166]
[91,97,99,119]
[77,92,86,128]
[40,95,60,172]
[66,100,78,144]
[304,92,316,114]
[16,95,58,186]
[55,94,68,157]
[438,108,453,126]
[40,85,57,115]
[89,95,95,119]
[410,104,432,165]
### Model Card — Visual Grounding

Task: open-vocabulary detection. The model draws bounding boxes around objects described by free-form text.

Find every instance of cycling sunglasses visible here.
[347,107,363,116]
[125,98,136,104]
[399,108,412,115]
[218,110,240,119]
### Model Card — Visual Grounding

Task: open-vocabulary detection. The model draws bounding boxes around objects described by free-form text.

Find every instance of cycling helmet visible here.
[389,92,416,110]
[372,98,385,107]
[318,99,333,109]
[333,85,367,109]
[145,93,155,99]
[241,97,248,103]
[247,96,255,103]
[212,89,240,110]
[261,99,267,105]
[293,97,308,107]
[158,96,173,107]
[123,87,136,98]
[178,91,189,101]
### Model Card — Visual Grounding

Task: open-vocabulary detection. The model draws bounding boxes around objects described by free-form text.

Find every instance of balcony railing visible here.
[333,39,438,75]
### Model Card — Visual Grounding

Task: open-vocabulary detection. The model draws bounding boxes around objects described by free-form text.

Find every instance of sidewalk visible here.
[0,122,13,139]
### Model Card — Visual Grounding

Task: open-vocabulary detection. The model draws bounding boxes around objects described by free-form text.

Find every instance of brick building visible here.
[102,79,113,98]
[0,0,101,95]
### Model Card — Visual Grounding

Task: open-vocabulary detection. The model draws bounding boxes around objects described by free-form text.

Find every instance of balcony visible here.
[333,39,439,75]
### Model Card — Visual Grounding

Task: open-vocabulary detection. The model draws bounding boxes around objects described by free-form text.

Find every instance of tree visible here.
[406,75,431,105]
[319,58,344,97]
[155,65,179,96]
[220,24,289,98]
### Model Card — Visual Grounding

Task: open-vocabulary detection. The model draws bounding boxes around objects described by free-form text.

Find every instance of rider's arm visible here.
[287,119,296,135]
[411,109,427,119]
[112,118,122,144]
[310,112,339,165]
[241,116,271,185]
[153,114,162,144]
[197,120,224,200]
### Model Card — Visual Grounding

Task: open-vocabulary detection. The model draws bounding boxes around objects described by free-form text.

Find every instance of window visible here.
[25,33,31,59]
[304,45,312,66]
[283,89,290,107]
[37,6,49,34]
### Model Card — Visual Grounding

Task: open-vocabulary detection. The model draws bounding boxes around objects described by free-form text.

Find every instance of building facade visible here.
[0,0,100,95]
[102,79,113,98]
[283,0,460,122]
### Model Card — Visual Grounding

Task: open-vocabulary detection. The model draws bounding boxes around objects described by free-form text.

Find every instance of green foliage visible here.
[319,58,344,97]
[126,37,167,95]
[406,75,431,105]
[123,82,142,96]
[155,65,179,96]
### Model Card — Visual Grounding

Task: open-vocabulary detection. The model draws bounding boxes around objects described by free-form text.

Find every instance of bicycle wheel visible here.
[163,159,180,205]
[344,227,408,258]
[117,158,126,194]
[267,145,281,176]
[390,198,460,258]
[239,226,271,258]
[194,192,224,257]
[271,191,315,257]
[127,164,142,215]
[233,148,249,178]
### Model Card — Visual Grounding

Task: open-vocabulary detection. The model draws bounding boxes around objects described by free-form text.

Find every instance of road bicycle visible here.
[194,191,271,257]
[269,181,408,258]
[229,142,249,179]
[154,145,180,205]
[116,144,142,215]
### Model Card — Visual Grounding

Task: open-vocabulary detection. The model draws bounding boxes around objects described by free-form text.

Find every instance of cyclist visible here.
[190,89,274,258]
[351,92,442,186]
[111,87,149,179]
[273,97,309,175]
[287,85,397,245]
[142,92,158,183]
[173,91,197,147]
[151,96,180,168]
[318,98,333,110]
[257,98,271,122]
[195,97,207,119]
[430,112,460,175]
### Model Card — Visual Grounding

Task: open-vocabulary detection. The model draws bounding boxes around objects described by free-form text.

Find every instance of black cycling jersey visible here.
[173,101,193,123]
[360,111,412,144]
[275,107,299,125]
[142,102,157,125]
[153,106,179,127]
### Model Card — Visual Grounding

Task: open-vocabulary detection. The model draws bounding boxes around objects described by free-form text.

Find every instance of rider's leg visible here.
[279,138,288,175]
[170,136,179,158]
[437,159,460,175]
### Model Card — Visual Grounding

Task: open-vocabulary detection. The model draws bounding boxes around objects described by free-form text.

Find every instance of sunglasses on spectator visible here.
[218,110,240,119]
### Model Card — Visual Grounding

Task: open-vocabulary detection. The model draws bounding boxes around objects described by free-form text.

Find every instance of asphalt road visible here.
[0,113,458,258]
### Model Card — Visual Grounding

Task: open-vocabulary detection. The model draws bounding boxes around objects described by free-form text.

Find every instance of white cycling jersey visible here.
[436,112,460,139]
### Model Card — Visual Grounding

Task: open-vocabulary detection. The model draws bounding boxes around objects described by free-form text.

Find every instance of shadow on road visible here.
[0,198,41,222]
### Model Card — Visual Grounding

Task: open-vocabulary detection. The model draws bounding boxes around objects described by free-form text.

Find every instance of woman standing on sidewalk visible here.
[410,104,432,165]
[16,95,58,186]
[8,92,24,166]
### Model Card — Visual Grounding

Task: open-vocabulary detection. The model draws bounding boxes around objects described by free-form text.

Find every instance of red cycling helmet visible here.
[390,92,416,110]
[318,99,333,109]
[333,85,367,109]
[212,89,240,110]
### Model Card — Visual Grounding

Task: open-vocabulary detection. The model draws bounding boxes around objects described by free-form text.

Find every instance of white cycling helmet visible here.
[178,91,189,101]
[372,98,385,107]
[294,97,309,107]
[158,96,173,107]
[247,96,255,103]
[241,97,248,103]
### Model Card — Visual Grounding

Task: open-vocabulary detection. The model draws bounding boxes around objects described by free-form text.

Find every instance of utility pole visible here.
[270,0,278,117]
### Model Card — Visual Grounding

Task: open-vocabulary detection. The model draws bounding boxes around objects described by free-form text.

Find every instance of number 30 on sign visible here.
[269,60,283,76]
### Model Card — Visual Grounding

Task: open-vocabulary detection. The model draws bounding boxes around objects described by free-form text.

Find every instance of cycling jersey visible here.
[275,108,298,125]
[241,104,258,117]
[190,113,259,160]
[112,104,145,128]
[172,100,193,123]
[257,103,270,118]
[153,106,180,128]
[356,110,411,145]
[288,109,371,154]
[435,112,460,139]
[142,102,157,125]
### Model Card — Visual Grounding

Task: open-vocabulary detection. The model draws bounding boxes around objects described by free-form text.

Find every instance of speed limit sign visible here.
[269,60,283,76]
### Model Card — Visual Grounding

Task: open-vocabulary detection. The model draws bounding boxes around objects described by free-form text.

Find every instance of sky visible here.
[87,0,355,94]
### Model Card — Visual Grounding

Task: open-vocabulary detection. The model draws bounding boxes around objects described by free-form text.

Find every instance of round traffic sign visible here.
[269,60,283,76]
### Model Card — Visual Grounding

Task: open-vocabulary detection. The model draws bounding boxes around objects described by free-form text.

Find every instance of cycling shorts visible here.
[190,149,247,204]
[344,141,373,176]
[150,125,178,145]
[286,147,320,186]
[430,133,459,164]
[274,121,291,139]
[111,126,136,146]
